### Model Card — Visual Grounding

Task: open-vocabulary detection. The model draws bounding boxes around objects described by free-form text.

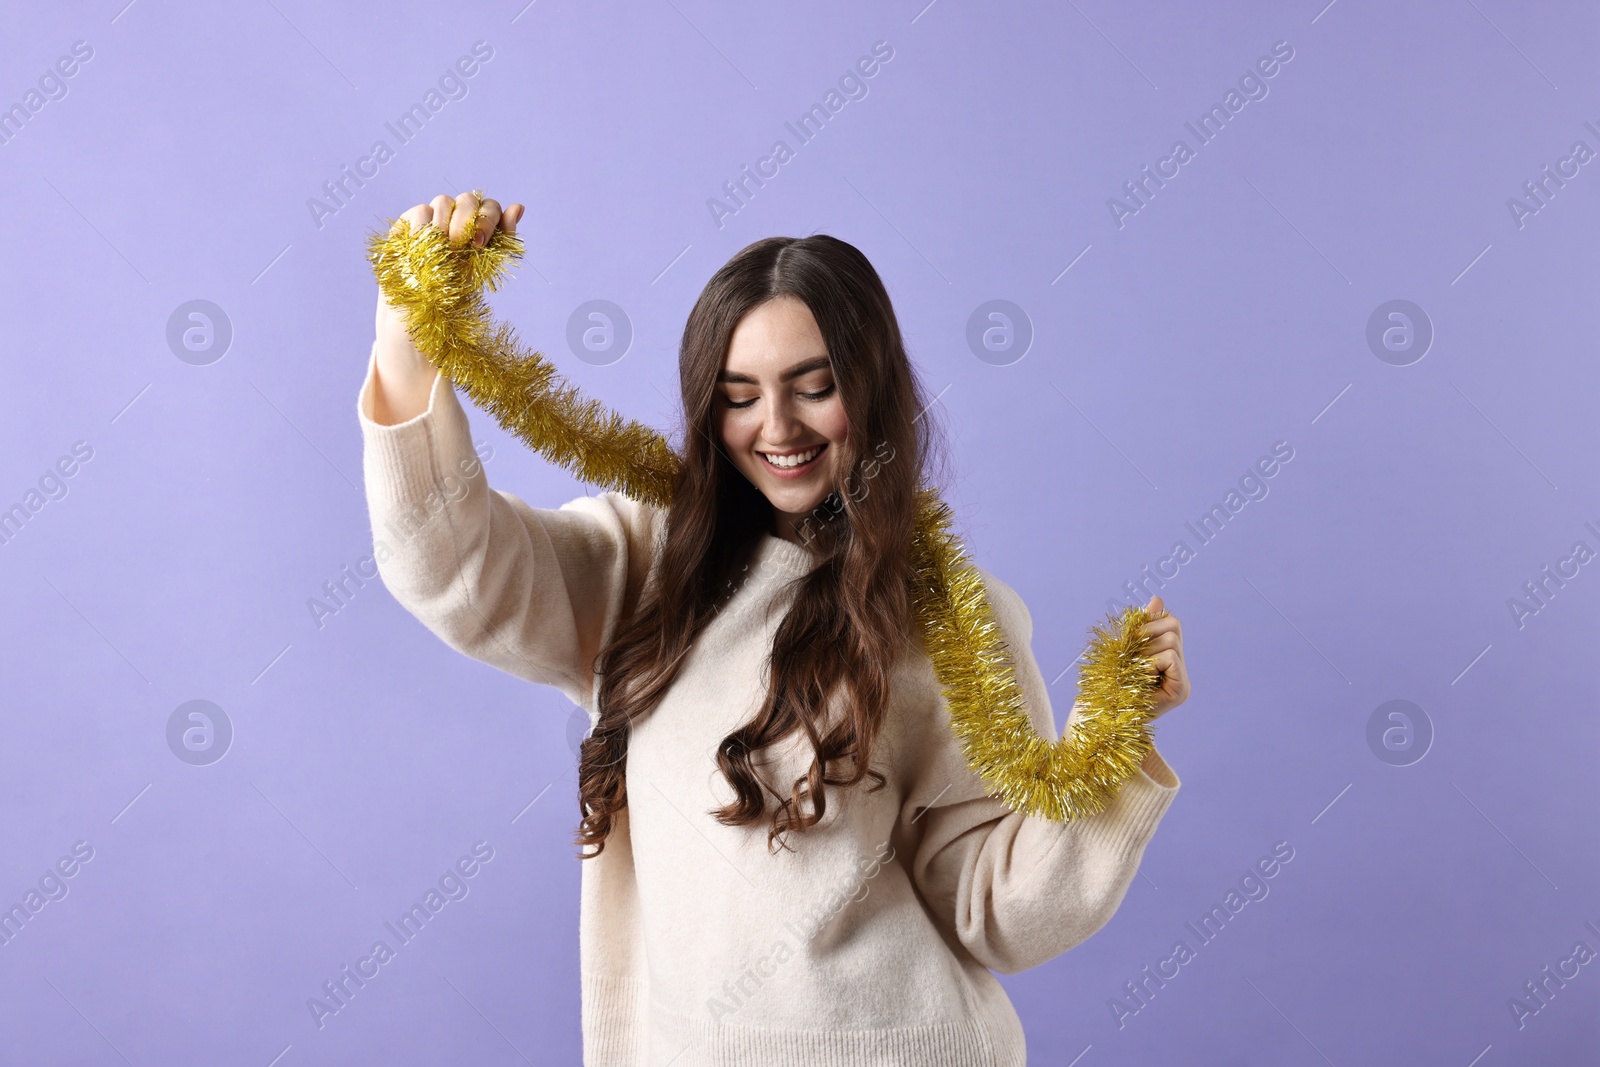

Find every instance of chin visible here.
[763,486,832,516]
[748,460,840,518]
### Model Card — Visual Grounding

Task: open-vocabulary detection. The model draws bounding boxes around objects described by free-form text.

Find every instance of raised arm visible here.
[905,570,1181,975]
[367,192,522,426]
[358,192,661,710]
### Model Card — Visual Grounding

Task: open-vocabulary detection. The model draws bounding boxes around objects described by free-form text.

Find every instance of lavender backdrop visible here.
[2,1,1596,1063]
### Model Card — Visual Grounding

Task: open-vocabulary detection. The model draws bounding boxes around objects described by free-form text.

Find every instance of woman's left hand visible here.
[1139,595,1190,720]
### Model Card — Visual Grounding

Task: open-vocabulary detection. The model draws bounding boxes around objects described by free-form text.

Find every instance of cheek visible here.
[820,400,849,445]
[717,410,752,455]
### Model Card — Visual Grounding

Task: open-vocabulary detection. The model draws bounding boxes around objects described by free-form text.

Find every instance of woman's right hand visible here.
[370,192,525,425]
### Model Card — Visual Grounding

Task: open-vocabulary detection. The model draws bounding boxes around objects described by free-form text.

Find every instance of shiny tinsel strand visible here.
[365,210,1159,821]
[366,207,680,506]
[908,489,1158,821]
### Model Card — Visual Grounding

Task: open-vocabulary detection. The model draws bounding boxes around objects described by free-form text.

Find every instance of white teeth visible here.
[761,445,821,469]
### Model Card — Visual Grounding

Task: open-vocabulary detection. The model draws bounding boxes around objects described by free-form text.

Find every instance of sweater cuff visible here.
[1075,741,1180,859]
[356,340,471,506]
[1139,743,1179,788]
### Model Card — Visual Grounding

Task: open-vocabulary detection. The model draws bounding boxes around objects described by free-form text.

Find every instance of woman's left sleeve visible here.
[905,570,1181,975]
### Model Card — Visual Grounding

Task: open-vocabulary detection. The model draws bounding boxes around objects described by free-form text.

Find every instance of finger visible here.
[1140,614,1180,638]
[1142,632,1178,654]
[450,190,481,245]
[470,197,502,247]
[1144,595,1165,617]
[394,203,432,233]
[503,203,525,235]
[429,193,456,239]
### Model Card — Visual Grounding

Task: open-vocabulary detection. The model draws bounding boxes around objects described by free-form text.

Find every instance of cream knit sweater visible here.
[356,342,1181,1066]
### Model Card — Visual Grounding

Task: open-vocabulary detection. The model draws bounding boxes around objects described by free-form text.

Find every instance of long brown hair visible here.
[574,235,950,857]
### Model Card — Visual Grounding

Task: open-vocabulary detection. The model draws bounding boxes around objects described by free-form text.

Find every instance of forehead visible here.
[723,295,827,374]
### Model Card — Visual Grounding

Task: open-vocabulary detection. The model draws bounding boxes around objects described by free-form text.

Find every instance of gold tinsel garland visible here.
[365,200,1161,821]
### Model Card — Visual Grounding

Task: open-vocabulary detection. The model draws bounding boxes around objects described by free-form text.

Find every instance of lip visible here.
[758,443,827,479]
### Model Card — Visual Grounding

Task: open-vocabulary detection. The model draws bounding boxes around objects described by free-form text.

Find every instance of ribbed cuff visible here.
[583,974,648,1066]
[1139,743,1180,789]
[1076,742,1180,858]
[356,340,473,507]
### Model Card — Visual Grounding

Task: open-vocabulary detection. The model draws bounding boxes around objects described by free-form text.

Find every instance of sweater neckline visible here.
[753,532,821,579]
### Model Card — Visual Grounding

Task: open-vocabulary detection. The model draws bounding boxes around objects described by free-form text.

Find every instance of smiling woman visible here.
[357,196,1184,1066]
[580,233,952,859]
[714,296,852,542]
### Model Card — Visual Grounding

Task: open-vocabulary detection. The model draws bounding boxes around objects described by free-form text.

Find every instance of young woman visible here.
[359,192,1189,1066]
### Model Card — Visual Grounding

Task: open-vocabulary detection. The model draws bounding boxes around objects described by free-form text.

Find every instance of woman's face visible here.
[715,295,850,543]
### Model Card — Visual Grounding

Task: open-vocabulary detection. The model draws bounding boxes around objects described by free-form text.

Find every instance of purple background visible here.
[2,1,1596,1063]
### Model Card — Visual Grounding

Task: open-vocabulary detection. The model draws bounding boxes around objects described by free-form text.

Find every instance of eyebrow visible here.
[717,355,832,385]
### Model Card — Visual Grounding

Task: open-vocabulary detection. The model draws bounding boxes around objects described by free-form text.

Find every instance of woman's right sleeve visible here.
[355,340,663,710]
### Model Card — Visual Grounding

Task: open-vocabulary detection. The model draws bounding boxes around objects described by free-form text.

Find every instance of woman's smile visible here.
[758,443,828,477]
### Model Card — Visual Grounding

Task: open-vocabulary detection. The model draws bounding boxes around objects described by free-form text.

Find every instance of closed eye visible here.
[724,383,836,409]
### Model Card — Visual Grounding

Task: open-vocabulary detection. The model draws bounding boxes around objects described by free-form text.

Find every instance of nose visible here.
[761,393,803,444]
